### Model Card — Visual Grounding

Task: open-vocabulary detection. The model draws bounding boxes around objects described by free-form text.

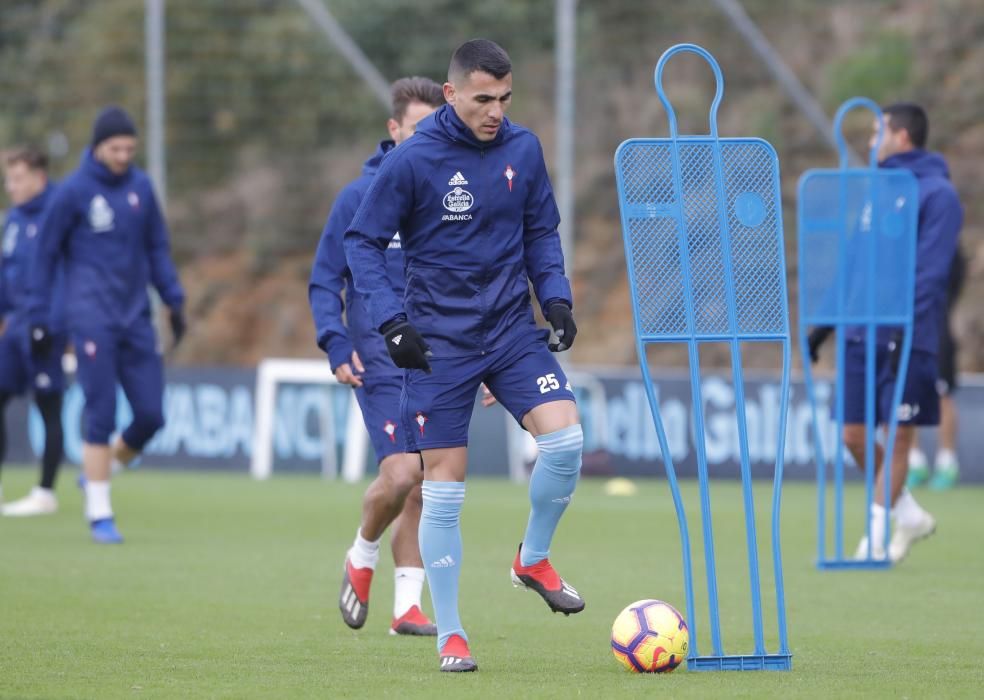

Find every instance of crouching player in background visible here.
[0,147,65,516]
[30,107,186,543]
[310,77,445,636]
[345,40,585,672]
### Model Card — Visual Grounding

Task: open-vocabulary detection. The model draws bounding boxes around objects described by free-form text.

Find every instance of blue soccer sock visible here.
[420,480,466,651]
[521,424,583,566]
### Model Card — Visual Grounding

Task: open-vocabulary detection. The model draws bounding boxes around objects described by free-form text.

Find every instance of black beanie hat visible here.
[91,106,137,147]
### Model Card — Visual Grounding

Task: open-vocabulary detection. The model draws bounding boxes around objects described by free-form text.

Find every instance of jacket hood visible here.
[881,149,950,180]
[362,140,395,178]
[417,104,512,149]
[82,148,132,186]
[18,182,55,216]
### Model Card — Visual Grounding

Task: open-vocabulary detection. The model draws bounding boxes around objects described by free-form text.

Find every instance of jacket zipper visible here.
[479,148,488,354]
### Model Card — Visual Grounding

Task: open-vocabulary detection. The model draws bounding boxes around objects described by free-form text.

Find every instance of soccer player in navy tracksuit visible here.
[808,103,962,563]
[345,40,584,672]
[309,77,445,637]
[0,147,65,516]
[30,107,186,544]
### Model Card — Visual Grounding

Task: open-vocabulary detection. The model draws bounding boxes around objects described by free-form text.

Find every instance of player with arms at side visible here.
[809,103,962,562]
[30,107,186,543]
[310,77,445,636]
[345,40,585,672]
[0,147,65,516]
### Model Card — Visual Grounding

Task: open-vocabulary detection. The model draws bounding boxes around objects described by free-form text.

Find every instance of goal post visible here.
[250,358,368,481]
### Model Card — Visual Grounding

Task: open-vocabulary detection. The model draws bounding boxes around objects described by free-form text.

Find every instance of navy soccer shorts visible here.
[73,321,165,447]
[842,342,939,427]
[0,322,67,396]
[402,333,577,451]
[353,371,409,464]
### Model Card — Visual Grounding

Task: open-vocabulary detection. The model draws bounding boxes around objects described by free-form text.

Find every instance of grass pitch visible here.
[1,468,982,699]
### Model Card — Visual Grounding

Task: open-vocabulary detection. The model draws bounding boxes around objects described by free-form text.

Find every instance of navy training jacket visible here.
[343,104,572,358]
[309,140,405,375]
[846,150,963,354]
[1,183,65,331]
[29,150,184,332]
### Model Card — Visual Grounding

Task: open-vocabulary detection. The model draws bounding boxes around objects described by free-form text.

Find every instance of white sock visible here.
[908,447,928,468]
[348,529,381,570]
[393,567,426,619]
[869,502,889,552]
[84,480,113,521]
[934,448,958,471]
[894,489,927,528]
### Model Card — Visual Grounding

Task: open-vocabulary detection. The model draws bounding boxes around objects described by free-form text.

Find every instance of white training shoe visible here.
[853,536,887,562]
[1,487,58,517]
[889,511,937,563]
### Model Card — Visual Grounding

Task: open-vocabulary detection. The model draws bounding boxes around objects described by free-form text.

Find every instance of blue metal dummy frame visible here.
[615,43,791,671]
[798,97,919,570]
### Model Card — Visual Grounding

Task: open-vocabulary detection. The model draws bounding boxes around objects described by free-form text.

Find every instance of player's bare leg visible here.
[522,399,579,437]
[843,423,891,558]
[83,442,111,482]
[387,481,436,635]
[419,446,474,671]
[340,451,429,631]
[111,435,140,470]
[842,424,886,475]
[844,424,934,561]
[360,453,422,541]
[511,400,585,615]
[390,483,423,565]
[872,425,915,509]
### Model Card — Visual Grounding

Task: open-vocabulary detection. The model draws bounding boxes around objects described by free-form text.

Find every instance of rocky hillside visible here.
[2,0,980,370]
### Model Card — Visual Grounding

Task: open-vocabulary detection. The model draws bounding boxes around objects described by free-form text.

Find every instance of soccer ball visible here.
[611,599,689,673]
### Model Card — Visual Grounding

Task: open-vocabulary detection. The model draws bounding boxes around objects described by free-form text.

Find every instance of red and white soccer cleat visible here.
[339,557,373,629]
[439,633,477,672]
[390,605,437,636]
[510,543,585,615]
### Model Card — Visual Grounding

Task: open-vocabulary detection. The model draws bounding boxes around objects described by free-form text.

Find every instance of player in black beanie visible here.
[28,103,185,543]
[91,106,137,148]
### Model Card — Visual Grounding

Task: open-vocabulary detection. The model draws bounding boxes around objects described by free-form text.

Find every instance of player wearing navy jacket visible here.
[345,40,584,672]
[30,107,186,544]
[309,77,444,637]
[809,103,962,563]
[0,147,65,516]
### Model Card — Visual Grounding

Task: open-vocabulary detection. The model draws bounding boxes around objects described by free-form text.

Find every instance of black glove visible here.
[887,332,903,375]
[807,326,833,364]
[380,318,432,372]
[546,303,577,352]
[30,324,52,358]
[169,308,187,348]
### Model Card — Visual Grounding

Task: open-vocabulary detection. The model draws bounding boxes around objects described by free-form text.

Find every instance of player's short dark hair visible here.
[390,76,445,123]
[3,145,48,172]
[448,39,512,83]
[882,102,928,148]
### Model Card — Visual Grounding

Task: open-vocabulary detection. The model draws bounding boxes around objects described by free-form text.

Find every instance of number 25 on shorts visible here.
[537,373,560,394]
